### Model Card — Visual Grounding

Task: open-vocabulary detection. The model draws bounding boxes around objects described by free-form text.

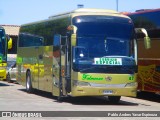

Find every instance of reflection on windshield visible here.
[73,15,134,58]
[73,46,88,60]
[77,36,131,58]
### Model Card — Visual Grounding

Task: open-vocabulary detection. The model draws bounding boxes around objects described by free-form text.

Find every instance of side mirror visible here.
[71,34,76,46]
[67,25,77,46]
[144,36,151,49]
[67,25,77,34]
[135,28,151,49]
[8,37,12,49]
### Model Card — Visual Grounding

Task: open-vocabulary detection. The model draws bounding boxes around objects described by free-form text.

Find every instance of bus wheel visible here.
[57,96,63,102]
[26,71,32,93]
[108,96,121,104]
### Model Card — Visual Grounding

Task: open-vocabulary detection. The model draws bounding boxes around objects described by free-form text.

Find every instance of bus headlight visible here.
[73,80,91,86]
[125,82,138,87]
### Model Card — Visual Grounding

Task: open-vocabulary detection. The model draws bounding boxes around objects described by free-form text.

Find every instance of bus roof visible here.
[48,8,119,19]
[124,8,160,15]
[21,8,129,26]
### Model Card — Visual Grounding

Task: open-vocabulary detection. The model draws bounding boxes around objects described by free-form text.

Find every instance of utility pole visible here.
[116,0,119,11]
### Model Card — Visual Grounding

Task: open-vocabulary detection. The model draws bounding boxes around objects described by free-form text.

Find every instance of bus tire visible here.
[26,71,32,93]
[108,96,121,103]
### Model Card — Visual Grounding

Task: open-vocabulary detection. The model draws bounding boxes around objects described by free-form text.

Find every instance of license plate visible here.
[103,90,113,94]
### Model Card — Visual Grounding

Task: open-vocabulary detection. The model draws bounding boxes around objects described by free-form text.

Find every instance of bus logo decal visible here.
[82,74,103,80]
[105,76,112,81]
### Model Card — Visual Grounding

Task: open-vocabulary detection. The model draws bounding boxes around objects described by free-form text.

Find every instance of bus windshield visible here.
[72,15,136,73]
[0,29,6,61]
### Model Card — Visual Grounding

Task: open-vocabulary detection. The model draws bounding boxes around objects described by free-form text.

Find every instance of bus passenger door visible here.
[52,35,70,98]
[60,36,68,96]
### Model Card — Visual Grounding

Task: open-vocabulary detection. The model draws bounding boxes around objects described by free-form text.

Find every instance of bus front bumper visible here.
[71,83,137,97]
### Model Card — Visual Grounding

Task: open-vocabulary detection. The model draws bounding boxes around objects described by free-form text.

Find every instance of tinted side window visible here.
[18,33,44,47]
[18,34,24,47]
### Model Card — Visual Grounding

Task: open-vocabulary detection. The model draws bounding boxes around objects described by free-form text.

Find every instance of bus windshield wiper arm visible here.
[80,66,98,72]
[80,65,114,72]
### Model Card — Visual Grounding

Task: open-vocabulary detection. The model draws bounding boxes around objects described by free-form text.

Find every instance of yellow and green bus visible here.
[17,8,150,103]
[0,26,12,80]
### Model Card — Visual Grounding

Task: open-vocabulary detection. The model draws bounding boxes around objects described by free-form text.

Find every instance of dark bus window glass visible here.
[0,29,6,56]
[72,15,136,73]
[18,33,44,47]
[72,15,134,57]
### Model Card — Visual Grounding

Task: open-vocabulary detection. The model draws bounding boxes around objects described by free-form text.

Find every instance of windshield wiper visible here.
[101,56,132,58]
[80,65,115,72]
[80,66,98,72]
